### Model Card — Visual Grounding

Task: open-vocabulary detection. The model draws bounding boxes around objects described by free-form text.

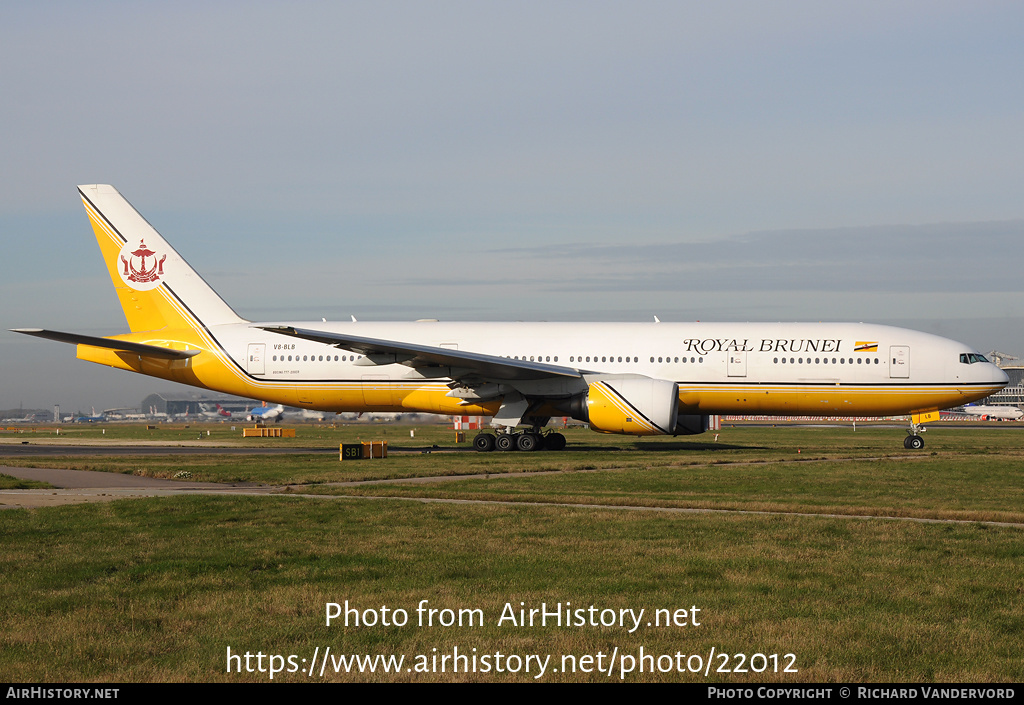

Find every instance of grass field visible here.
[0,423,1021,682]
[0,473,50,489]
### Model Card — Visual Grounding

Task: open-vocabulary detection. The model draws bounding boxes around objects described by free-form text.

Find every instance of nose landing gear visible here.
[904,419,926,450]
[904,434,925,450]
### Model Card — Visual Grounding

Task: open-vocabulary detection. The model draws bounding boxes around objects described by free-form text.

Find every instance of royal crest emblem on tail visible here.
[118,239,166,290]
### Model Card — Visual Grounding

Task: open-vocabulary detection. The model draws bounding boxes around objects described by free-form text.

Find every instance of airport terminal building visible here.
[140,393,254,417]
[983,366,1024,408]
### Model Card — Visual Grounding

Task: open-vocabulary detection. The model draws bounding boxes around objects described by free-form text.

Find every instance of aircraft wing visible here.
[11,329,200,360]
[257,325,583,381]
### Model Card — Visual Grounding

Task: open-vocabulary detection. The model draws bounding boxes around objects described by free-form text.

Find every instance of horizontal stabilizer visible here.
[11,329,200,360]
[257,325,581,381]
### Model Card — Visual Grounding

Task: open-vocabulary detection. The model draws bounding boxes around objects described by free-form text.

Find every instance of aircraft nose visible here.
[990,364,1010,386]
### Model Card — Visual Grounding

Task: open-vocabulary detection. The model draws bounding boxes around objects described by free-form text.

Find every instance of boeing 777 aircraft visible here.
[13,185,1009,451]
[959,405,1024,420]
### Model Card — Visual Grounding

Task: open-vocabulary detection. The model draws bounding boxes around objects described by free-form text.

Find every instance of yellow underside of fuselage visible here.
[677,384,999,416]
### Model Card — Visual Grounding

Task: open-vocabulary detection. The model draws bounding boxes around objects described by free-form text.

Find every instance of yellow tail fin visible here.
[79,184,246,333]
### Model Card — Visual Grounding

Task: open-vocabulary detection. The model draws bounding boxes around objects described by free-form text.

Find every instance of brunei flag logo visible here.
[854,341,879,353]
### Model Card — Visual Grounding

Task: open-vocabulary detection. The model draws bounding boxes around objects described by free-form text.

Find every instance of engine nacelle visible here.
[585,377,679,435]
[673,414,710,436]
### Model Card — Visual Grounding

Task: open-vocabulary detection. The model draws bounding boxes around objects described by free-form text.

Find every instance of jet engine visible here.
[673,413,711,436]
[583,377,679,435]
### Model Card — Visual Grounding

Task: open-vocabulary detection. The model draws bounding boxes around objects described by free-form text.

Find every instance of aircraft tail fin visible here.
[78,184,246,333]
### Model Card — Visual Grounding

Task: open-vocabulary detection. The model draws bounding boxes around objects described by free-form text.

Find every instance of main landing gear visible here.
[472,431,567,452]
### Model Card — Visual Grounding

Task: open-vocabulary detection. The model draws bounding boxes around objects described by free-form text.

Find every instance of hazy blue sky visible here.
[2,1,1023,412]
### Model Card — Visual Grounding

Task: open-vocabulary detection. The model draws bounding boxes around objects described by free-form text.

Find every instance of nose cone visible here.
[993,364,1010,386]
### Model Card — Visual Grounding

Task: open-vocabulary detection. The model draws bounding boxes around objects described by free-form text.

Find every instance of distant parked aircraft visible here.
[248,404,285,423]
[960,405,1024,420]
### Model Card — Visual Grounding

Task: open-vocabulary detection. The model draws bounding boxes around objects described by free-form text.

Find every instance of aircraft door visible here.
[247,344,266,375]
[889,345,909,378]
[727,351,747,377]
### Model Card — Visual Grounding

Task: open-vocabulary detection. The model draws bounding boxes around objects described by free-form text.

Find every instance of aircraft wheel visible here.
[495,434,516,452]
[516,433,539,452]
[473,434,495,452]
[544,433,567,451]
[906,434,925,450]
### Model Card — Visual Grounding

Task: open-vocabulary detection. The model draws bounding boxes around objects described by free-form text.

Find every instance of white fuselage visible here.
[203,320,1006,418]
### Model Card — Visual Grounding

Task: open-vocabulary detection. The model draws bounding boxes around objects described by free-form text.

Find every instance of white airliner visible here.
[12,185,1009,451]
[959,405,1024,420]
[198,403,231,420]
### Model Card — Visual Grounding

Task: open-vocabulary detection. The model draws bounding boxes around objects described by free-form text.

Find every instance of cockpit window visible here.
[961,353,990,364]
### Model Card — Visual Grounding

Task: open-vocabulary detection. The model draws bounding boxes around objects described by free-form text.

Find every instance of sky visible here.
[2,1,1023,412]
